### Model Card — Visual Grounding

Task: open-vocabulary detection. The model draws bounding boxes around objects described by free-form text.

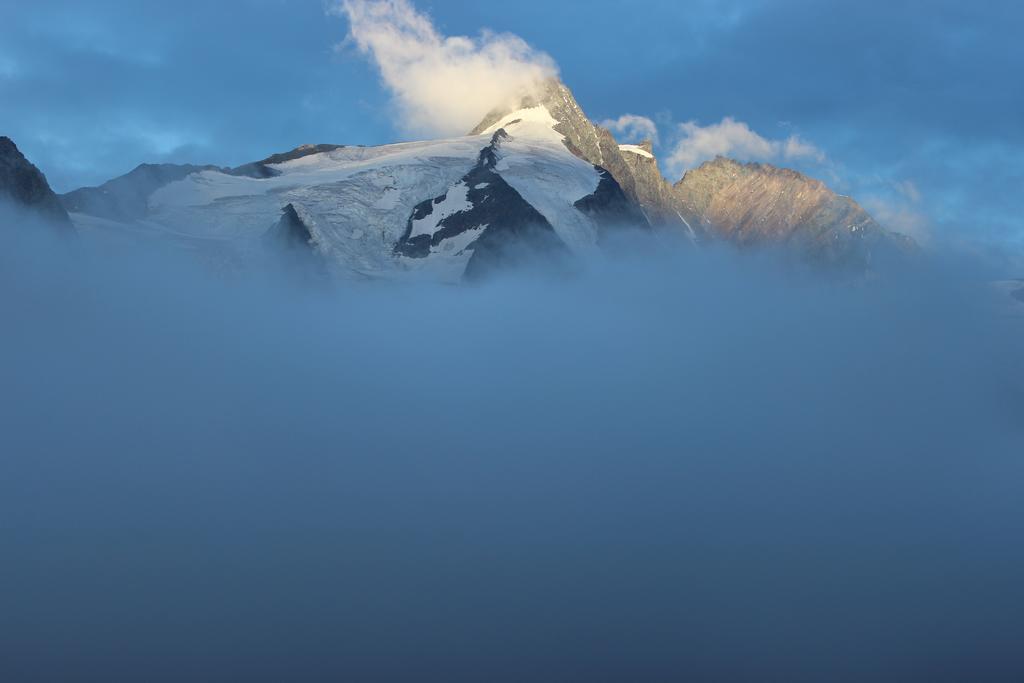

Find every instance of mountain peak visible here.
[467,79,681,228]
[674,156,912,269]
[469,79,610,163]
[679,156,822,188]
[469,78,573,135]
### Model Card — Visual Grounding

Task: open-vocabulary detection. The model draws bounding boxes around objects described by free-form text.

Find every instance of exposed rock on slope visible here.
[673,157,913,268]
[472,80,679,231]
[617,140,692,231]
[0,136,74,229]
[265,203,319,251]
[472,80,605,161]
[395,129,567,278]
[573,167,649,237]
[473,80,915,264]
[262,203,330,278]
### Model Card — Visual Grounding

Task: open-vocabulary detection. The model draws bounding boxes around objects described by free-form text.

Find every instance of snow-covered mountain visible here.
[58,79,911,280]
[63,84,643,281]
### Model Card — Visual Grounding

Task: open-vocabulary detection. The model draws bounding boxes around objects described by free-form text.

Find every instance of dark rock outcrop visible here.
[0,136,74,229]
[262,203,329,279]
[264,203,318,251]
[396,129,569,278]
[574,167,649,238]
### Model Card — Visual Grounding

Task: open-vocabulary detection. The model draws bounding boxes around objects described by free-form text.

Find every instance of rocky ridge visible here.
[673,157,914,269]
[470,79,910,269]
[0,136,74,229]
[471,80,686,231]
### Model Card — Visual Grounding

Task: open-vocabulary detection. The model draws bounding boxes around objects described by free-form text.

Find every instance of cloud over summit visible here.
[334,0,558,137]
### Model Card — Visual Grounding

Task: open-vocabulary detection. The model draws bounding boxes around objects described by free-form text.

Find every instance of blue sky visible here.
[1,0,1020,250]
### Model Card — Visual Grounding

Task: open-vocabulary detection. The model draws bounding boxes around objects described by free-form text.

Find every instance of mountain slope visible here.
[62,163,223,222]
[673,157,913,268]
[395,129,567,275]
[65,98,642,281]
[0,136,74,229]
[60,79,915,279]
[60,146,352,223]
[617,140,696,234]
[472,80,915,267]
[471,80,684,230]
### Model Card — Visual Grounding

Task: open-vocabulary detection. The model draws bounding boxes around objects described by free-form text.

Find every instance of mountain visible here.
[470,80,912,268]
[0,136,74,229]
[62,163,223,222]
[672,157,914,268]
[60,146,352,223]
[616,140,695,234]
[60,79,913,280]
[394,129,570,278]
[64,89,644,281]
[471,80,685,229]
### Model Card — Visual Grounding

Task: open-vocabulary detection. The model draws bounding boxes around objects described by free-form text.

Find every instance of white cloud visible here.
[600,114,659,144]
[666,117,826,176]
[333,0,558,137]
[782,136,826,164]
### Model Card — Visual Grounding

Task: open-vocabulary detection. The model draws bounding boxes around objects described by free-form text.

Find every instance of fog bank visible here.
[2,212,1023,682]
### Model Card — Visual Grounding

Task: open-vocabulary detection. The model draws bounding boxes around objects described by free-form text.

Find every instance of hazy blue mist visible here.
[2,205,1023,681]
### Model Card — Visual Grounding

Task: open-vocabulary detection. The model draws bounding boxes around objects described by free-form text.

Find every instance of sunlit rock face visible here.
[673,156,914,270]
[616,140,691,232]
[0,136,74,229]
